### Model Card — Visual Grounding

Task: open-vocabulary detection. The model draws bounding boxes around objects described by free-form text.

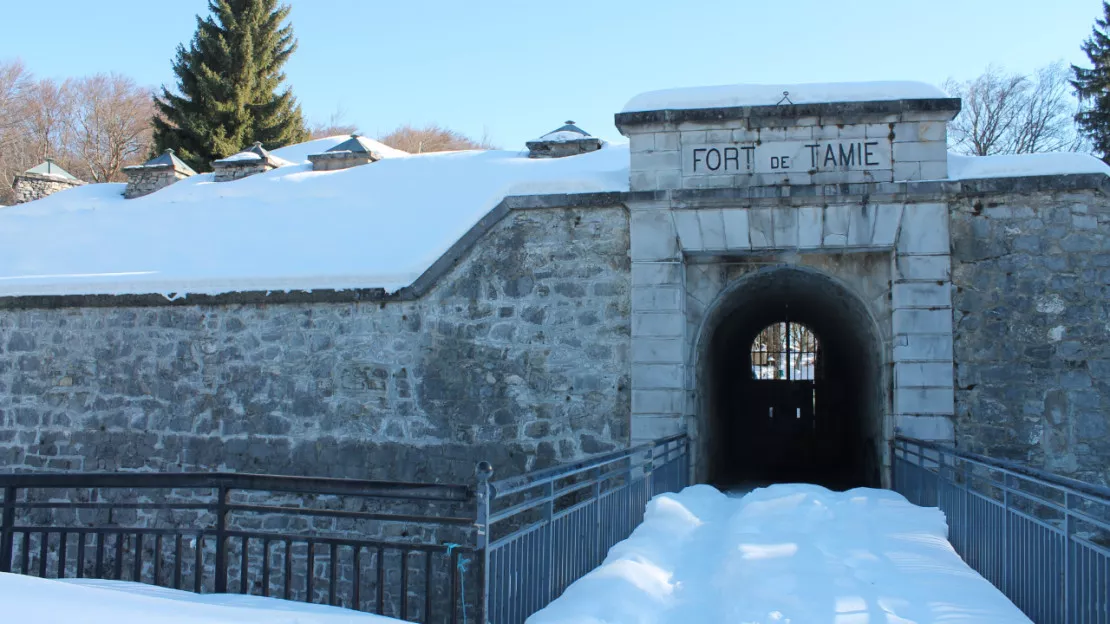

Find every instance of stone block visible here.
[632,389,686,413]
[721,209,751,250]
[896,387,955,415]
[798,207,823,248]
[631,363,685,390]
[631,415,685,440]
[680,130,707,145]
[847,204,874,246]
[749,208,774,248]
[672,211,702,250]
[897,203,949,254]
[655,132,680,151]
[896,254,950,280]
[893,162,921,181]
[632,262,684,287]
[893,308,953,334]
[631,211,679,262]
[895,362,954,388]
[698,210,727,250]
[772,207,799,248]
[632,285,684,312]
[655,170,682,190]
[632,312,685,337]
[892,140,948,163]
[629,134,655,153]
[895,415,955,440]
[706,129,732,143]
[631,338,685,363]
[631,151,682,172]
[894,333,954,362]
[872,204,903,247]
[892,282,952,308]
[919,160,948,180]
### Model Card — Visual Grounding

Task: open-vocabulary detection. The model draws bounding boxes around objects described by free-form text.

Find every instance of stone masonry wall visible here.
[124,167,190,199]
[0,204,631,484]
[12,173,83,204]
[951,183,1110,486]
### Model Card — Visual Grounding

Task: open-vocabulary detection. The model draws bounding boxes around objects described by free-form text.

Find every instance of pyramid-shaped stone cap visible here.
[326,134,385,159]
[526,121,602,158]
[124,149,197,176]
[213,142,292,168]
[24,159,79,181]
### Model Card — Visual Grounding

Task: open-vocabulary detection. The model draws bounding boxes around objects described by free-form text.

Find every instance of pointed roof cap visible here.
[125,149,197,175]
[326,134,383,155]
[214,142,292,167]
[534,120,594,142]
[24,159,79,181]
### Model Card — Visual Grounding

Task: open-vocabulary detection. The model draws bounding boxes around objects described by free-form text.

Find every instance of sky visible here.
[0,0,1103,149]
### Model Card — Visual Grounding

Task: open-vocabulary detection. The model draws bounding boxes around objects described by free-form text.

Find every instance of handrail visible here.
[896,435,1110,500]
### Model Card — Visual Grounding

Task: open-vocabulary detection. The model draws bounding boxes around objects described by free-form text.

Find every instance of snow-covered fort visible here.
[1,81,1108,489]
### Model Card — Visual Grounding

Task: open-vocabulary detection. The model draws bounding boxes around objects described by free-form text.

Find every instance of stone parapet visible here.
[11,173,83,204]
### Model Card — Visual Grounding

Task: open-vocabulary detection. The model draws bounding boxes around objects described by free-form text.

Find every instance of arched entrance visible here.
[697,266,888,490]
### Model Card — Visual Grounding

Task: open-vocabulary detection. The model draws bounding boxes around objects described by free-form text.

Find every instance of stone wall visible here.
[213,163,272,183]
[124,167,190,199]
[12,173,83,204]
[0,204,631,483]
[950,178,1110,486]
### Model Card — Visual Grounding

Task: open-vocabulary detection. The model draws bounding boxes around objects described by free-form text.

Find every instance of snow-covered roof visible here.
[124,149,197,175]
[622,81,949,112]
[947,151,1110,180]
[23,160,79,181]
[0,140,628,298]
[213,142,294,168]
[534,121,593,143]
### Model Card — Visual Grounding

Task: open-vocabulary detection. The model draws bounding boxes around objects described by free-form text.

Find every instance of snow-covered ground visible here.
[947,151,1110,180]
[1,573,401,623]
[529,484,1031,624]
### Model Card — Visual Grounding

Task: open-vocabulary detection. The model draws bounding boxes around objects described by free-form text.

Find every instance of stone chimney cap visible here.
[533,121,593,143]
[24,160,79,181]
[126,149,198,176]
[326,134,384,157]
[213,142,291,168]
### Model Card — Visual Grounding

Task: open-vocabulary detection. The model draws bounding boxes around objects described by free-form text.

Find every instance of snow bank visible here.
[1,573,400,623]
[947,151,1110,180]
[622,81,948,112]
[529,484,1030,624]
[0,143,628,297]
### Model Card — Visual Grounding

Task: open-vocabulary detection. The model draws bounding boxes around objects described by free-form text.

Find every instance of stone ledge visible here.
[615,98,962,129]
[0,192,628,310]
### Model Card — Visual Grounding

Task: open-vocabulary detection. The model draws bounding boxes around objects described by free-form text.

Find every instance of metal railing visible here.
[475,434,689,624]
[0,471,480,623]
[0,434,691,624]
[893,436,1110,624]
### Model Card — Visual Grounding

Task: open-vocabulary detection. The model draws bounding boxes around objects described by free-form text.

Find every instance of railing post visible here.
[542,478,554,607]
[474,461,493,624]
[1063,491,1075,624]
[214,485,229,594]
[0,486,15,573]
[1001,473,1010,596]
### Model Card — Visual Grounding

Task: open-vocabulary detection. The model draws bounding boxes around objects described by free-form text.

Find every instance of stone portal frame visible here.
[619,97,961,485]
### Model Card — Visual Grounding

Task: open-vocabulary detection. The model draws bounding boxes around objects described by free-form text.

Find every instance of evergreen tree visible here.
[152,0,308,172]
[1073,1,1110,164]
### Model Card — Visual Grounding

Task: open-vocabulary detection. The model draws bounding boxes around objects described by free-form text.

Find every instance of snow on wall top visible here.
[947,151,1110,180]
[622,81,949,112]
[0,141,628,298]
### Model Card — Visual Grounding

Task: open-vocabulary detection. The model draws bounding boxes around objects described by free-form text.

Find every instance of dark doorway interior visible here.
[704,268,884,490]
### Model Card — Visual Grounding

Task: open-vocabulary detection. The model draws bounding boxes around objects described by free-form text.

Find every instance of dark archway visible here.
[699,267,886,490]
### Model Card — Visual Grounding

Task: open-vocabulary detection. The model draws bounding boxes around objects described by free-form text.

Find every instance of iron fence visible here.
[0,471,480,623]
[893,436,1110,624]
[475,434,689,624]
[0,434,691,624]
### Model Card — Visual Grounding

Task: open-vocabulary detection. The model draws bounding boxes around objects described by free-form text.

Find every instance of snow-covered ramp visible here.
[528,484,1030,623]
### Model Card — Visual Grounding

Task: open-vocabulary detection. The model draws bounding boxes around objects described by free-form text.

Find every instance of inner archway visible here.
[699,266,887,490]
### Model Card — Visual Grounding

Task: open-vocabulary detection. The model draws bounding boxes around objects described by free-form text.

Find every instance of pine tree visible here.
[1073,1,1110,164]
[152,0,308,172]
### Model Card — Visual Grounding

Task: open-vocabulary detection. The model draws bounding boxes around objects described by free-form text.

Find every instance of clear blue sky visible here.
[1,0,1102,148]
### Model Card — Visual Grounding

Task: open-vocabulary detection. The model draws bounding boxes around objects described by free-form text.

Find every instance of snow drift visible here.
[528,484,1031,623]
[1,573,401,623]
[0,139,628,298]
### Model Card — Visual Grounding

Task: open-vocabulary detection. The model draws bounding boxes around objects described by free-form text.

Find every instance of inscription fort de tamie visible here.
[683,139,893,176]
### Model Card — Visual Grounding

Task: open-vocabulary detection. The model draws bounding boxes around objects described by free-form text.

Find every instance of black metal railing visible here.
[0,434,692,624]
[475,434,689,624]
[893,436,1110,624]
[0,472,480,623]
